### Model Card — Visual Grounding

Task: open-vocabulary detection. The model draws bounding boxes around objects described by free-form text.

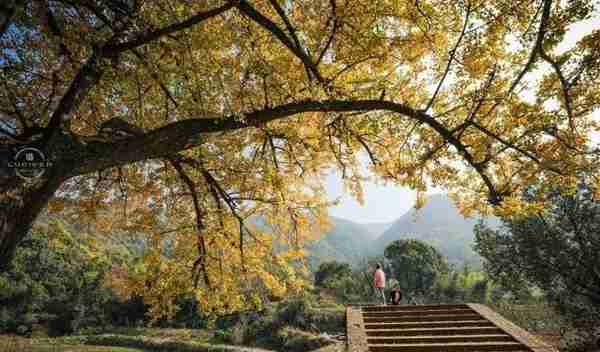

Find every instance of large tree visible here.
[1,0,599,316]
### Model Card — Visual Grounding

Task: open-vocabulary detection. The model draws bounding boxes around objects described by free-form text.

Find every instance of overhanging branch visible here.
[67,99,519,205]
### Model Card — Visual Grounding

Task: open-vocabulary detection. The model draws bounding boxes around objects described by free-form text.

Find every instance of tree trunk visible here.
[0,175,63,272]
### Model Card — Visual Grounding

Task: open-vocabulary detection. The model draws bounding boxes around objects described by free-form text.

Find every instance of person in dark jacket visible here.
[389,287,403,305]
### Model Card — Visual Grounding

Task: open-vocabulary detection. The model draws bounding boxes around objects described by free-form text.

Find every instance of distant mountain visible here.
[307,217,390,268]
[307,195,498,268]
[372,194,499,267]
[361,221,393,240]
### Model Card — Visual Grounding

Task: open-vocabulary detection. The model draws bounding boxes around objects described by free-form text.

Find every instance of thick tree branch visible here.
[267,0,303,53]
[44,50,104,138]
[507,0,553,95]
[67,99,513,204]
[235,0,325,84]
[104,2,235,54]
[43,2,75,62]
[265,0,320,86]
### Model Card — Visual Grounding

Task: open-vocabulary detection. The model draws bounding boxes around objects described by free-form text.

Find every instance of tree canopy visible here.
[474,184,600,327]
[384,239,448,295]
[1,0,599,318]
[314,261,352,288]
[0,221,122,335]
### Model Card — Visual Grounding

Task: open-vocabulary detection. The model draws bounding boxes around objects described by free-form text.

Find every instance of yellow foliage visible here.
[8,0,599,321]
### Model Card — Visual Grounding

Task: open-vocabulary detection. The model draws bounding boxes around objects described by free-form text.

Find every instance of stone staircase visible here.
[347,304,556,352]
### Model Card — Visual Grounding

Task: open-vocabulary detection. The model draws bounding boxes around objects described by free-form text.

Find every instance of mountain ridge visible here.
[309,194,497,268]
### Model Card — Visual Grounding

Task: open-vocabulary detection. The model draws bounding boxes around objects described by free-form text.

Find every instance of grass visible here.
[78,327,212,341]
[2,335,143,351]
[38,335,273,352]
[311,344,345,352]
[490,301,565,333]
[1,333,273,352]
[28,346,143,352]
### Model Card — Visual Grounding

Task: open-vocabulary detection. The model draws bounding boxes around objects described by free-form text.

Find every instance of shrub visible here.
[560,327,600,352]
[213,297,345,350]
[277,326,336,352]
[276,298,311,327]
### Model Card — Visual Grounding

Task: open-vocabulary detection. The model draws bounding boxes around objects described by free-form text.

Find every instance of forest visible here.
[1,0,599,351]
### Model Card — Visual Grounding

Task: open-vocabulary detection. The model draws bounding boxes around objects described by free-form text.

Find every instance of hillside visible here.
[372,194,499,266]
[307,217,390,268]
[360,221,393,240]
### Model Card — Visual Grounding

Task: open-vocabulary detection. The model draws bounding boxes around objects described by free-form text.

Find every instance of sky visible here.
[325,11,600,224]
[325,169,419,223]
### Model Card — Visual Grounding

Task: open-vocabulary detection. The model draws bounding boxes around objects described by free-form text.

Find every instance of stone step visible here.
[348,304,557,352]
[363,309,476,317]
[367,334,516,345]
[363,314,484,323]
[363,304,469,312]
[365,320,495,330]
[368,341,528,352]
[366,326,505,337]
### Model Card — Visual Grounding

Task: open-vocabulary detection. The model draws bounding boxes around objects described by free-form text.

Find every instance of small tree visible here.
[384,239,448,296]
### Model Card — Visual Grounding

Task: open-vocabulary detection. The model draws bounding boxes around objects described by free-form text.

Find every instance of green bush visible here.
[212,297,344,350]
[214,329,232,342]
[273,297,344,334]
[277,326,336,352]
[384,239,449,296]
[0,307,18,333]
[276,298,311,327]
